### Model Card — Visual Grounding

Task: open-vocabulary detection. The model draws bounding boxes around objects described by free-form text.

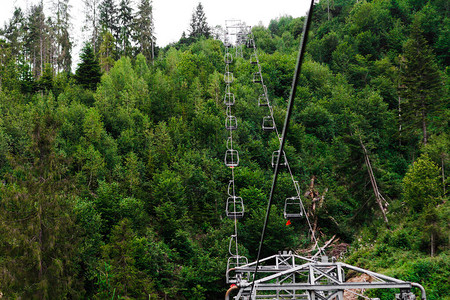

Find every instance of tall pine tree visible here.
[51,0,72,73]
[189,2,211,40]
[82,0,101,53]
[118,0,133,57]
[25,3,47,78]
[134,0,155,62]
[99,0,119,45]
[2,7,25,59]
[98,31,115,72]
[75,43,102,90]
[398,18,443,145]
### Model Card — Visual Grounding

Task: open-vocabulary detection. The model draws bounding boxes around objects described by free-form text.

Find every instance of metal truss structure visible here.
[226,252,426,300]
[225,20,251,57]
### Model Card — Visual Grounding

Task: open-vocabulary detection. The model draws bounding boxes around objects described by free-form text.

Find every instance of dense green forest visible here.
[0,0,449,299]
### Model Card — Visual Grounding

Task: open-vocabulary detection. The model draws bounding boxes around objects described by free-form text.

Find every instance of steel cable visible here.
[249,0,316,296]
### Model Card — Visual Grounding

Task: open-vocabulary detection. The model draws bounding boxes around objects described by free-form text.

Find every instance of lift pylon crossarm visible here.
[232,253,426,300]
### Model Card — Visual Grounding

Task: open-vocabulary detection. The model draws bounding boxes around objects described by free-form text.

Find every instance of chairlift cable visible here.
[247,22,323,252]
[223,31,248,282]
[249,0,317,296]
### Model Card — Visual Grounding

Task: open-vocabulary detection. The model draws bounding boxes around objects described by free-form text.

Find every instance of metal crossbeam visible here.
[226,253,426,300]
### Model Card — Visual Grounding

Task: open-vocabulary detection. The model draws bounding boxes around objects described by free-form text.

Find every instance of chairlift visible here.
[224,92,235,106]
[224,52,233,64]
[226,196,244,219]
[284,196,304,219]
[224,85,235,106]
[226,255,248,284]
[258,85,269,106]
[225,149,239,167]
[262,116,275,131]
[271,150,287,168]
[253,72,262,83]
[224,72,234,84]
[225,115,237,130]
[258,94,269,106]
[247,38,255,48]
[250,53,258,65]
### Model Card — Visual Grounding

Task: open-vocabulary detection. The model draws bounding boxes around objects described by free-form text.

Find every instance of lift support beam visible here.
[226,252,426,300]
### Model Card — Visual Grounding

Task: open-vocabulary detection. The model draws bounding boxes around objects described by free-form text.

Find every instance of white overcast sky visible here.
[1,0,310,67]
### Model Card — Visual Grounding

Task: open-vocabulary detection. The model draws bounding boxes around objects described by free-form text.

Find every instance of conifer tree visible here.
[99,0,119,43]
[51,0,72,73]
[0,113,82,298]
[134,0,155,62]
[98,31,116,72]
[75,43,102,90]
[118,0,133,57]
[2,7,25,58]
[25,3,48,78]
[38,63,54,92]
[398,18,443,145]
[83,0,101,53]
[189,2,211,40]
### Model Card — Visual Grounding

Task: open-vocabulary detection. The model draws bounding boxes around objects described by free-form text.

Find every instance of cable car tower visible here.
[222,2,427,300]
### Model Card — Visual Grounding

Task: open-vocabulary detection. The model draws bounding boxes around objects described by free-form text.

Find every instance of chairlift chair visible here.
[224,72,234,84]
[226,196,244,219]
[284,196,304,219]
[224,52,233,64]
[250,53,258,65]
[258,85,269,106]
[253,72,262,83]
[224,92,235,106]
[226,255,249,284]
[224,85,235,106]
[225,115,237,130]
[262,116,275,131]
[258,94,269,106]
[271,150,287,168]
[225,149,239,168]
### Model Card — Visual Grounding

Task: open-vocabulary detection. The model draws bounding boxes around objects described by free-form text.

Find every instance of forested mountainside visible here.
[0,0,448,299]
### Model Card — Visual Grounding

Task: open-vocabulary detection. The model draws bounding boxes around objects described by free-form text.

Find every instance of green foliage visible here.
[399,17,444,144]
[98,31,116,73]
[37,63,54,92]
[0,0,448,298]
[402,154,442,212]
[0,111,83,298]
[75,43,102,90]
[189,2,211,40]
